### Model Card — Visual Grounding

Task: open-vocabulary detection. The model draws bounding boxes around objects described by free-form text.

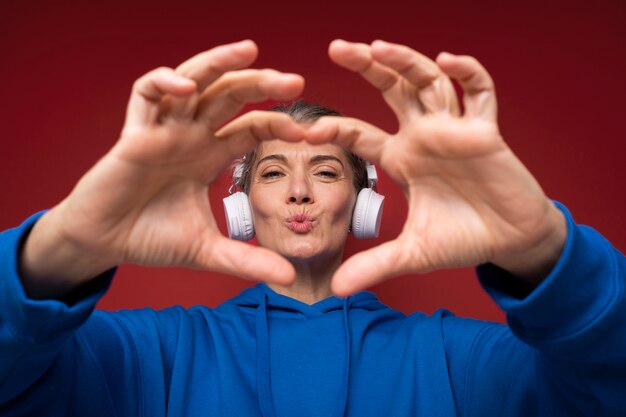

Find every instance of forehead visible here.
[256,140,349,164]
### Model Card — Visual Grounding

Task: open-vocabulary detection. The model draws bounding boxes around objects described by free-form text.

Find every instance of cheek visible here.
[329,190,357,224]
[249,191,272,224]
[248,188,285,245]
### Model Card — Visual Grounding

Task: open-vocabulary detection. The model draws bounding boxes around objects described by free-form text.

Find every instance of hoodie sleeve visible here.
[0,213,130,414]
[450,203,626,415]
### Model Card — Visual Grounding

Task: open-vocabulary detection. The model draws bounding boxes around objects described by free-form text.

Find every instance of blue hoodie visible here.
[0,204,625,416]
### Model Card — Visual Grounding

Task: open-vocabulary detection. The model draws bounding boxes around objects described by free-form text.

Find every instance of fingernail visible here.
[372,39,391,48]
[214,127,226,139]
[234,39,256,50]
[283,73,304,82]
[331,39,349,47]
[176,77,196,87]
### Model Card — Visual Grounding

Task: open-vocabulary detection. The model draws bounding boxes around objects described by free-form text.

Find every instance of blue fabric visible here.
[0,206,625,416]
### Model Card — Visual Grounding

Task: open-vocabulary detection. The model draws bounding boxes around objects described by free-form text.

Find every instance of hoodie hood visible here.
[232,283,386,317]
[227,283,387,417]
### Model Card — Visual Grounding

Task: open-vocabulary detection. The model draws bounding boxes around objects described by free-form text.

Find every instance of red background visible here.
[1,0,624,323]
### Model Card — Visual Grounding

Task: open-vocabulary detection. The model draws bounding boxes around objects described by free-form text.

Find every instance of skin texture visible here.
[20,40,306,300]
[248,141,356,303]
[304,40,566,296]
[19,39,566,304]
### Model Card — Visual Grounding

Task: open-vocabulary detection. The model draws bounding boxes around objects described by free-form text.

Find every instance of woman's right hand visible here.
[21,40,303,299]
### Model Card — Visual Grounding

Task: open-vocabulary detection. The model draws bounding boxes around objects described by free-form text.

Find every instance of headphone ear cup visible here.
[223,192,255,241]
[351,188,385,239]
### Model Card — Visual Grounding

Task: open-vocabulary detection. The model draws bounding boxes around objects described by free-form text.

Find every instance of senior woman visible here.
[224,101,377,305]
[1,40,624,416]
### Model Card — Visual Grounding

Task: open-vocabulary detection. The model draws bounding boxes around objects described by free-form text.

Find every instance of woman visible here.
[1,40,624,416]
[224,100,377,304]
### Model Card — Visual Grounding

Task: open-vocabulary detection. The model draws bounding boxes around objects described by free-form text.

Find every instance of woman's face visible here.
[248,140,357,264]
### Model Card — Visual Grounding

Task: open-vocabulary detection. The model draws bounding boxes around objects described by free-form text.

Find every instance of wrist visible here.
[19,207,117,300]
[491,202,567,290]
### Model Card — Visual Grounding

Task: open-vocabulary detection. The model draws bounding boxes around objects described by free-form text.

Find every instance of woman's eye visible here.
[261,171,284,179]
[316,170,338,178]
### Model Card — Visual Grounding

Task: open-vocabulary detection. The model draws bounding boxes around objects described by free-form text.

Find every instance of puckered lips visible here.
[285,214,316,233]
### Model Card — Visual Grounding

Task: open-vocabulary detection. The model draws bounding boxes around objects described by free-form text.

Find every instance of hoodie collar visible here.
[233,283,384,417]
[233,282,384,318]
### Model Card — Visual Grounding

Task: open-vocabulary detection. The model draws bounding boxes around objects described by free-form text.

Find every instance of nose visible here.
[289,195,311,203]
[287,173,313,204]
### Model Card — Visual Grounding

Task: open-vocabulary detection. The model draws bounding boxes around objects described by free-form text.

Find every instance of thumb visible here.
[331,239,413,296]
[197,235,296,285]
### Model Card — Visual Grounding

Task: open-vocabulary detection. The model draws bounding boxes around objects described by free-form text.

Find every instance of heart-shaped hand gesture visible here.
[306,40,566,296]
[22,41,305,298]
[22,40,566,301]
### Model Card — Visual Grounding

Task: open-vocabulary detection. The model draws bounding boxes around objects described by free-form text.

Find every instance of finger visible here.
[124,67,197,128]
[331,239,412,296]
[199,235,296,285]
[164,40,259,119]
[329,39,399,92]
[436,52,497,122]
[328,39,419,119]
[306,116,389,164]
[176,40,259,91]
[197,69,305,127]
[215,111,307,159]
[371,40,460,115]
[371,40,440,87]
[175,40,259,91]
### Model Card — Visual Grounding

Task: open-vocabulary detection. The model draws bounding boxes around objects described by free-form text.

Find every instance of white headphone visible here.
[223,161,384,241]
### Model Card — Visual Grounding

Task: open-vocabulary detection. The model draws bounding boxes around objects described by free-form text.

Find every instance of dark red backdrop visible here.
[2,0,625,322]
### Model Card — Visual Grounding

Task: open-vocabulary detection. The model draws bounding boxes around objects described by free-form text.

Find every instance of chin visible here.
[281,240,344,265]
[281,240,322,261]
[256,228,348,264]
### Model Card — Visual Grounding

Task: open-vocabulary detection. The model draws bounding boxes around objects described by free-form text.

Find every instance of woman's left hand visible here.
[307,40,566,296]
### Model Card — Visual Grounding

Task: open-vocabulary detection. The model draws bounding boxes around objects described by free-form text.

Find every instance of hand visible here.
[307,40,566,296]
[22,40,304,298]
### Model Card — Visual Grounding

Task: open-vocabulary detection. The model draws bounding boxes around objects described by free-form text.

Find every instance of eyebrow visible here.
[256,154,344,168]
[256,154,288,168]
[310,155,344,168]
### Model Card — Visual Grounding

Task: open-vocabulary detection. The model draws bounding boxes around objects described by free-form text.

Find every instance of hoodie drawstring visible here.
[256,294,276,417]
[334,297,352,417]
[255,295,352,417]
